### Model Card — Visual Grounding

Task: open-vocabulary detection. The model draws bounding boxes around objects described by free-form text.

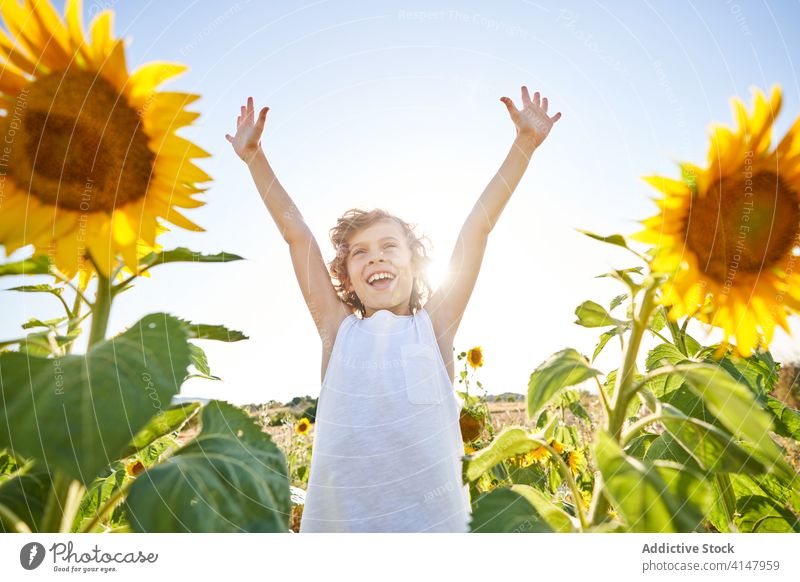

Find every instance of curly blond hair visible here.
[328,208,433,317]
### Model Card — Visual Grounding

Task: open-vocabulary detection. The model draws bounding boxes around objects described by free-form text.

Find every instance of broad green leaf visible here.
[517,486,578,532]
[0,462,51,533]
[118,402,202,458]
[765,396,800,440]
[661,413,766,474]
[0,255,51,276]
[644,432,702,472]
[0,314,191,484]
[527,349,601,420]
[680,366,795,483]
[574,301,625,328]
[645,343,686,371]
[624,433,658,459]
[140,247,244,269]
[124,400,290,532]
[735,496,800,532]
[594,430,707,532]
[717,351,779,396]
[469,486,554,533]
[463,428,543,482]
[179,320,249,342]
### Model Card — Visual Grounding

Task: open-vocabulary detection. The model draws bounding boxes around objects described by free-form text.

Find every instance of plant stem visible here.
[60,479,87,532]
[0,503,31,533]
[620,413,669,447]
[714,474,739,532]
[594,376,611,420]
[40,470,71,532]
[592,282,658,527]
[50,268,93,308]
[88,273,112,347]
[607,284,657,440]
[664,308,687,355]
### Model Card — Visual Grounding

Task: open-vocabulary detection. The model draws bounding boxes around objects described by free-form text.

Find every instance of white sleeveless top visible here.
[299,307,472,533]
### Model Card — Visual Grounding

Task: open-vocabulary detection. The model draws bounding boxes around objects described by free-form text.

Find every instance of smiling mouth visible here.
[366,272,396,290]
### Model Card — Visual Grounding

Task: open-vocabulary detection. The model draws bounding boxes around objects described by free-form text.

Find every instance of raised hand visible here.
[226,96,269,163]
[500,86,561,148]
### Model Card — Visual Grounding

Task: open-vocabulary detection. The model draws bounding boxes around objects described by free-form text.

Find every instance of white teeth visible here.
[367,272,395,284]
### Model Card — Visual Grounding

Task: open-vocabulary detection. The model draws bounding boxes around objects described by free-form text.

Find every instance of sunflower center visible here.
[685,171,800,282]
[5,69,154,212]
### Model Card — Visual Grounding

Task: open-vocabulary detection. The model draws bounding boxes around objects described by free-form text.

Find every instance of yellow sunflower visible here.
[567,449,586,475]
[295,417,311,436]
[549,439,565,455]
[467,346,484,369]
[0,0,210,284]
[634,84,800,357]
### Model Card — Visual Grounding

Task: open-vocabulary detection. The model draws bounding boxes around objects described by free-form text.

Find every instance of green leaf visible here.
[594,430,708,532]
[576,229,630,250]
[188,344,220,379]
[463,428,544,483]
[0,461,51,533]
[735,496,800,532]
[575,301,625,328]
[140,248,244,269]
[179,320,249,342]
[609,293,628,311]
[21,317,68,330]
[0,255,51,276]
[593,327,623,362]
[118,402,202,459]
[717,351,779,396]
[74,462,127,533]
[624,433,659,459]
[7,284,62,295]
[660,411,766,474]
[527,349,601,420]
[469,486,555,533]
[650,308,666,332]
[679,366,795,483]
[124,400,290,532]
[0,314,191,484]
[765,396,800,440]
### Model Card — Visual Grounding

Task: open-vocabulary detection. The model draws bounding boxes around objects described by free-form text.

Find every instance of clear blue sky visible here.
[2,0,800,404]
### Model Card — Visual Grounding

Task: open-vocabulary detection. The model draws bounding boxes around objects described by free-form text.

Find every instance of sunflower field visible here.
[462,85,800,533]
[0,0,799,534]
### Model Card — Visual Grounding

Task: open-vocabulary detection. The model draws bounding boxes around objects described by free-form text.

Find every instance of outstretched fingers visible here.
[521,85,532,107]
[500,96,518,120]
[255,106,269,131]
[550,111,562,123]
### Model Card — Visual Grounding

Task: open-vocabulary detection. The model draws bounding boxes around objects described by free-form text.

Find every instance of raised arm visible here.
[226,98,349,347]
[425,86,561,341]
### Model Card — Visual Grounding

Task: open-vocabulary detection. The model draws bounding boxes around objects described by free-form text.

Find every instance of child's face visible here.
[344,219,417,316]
